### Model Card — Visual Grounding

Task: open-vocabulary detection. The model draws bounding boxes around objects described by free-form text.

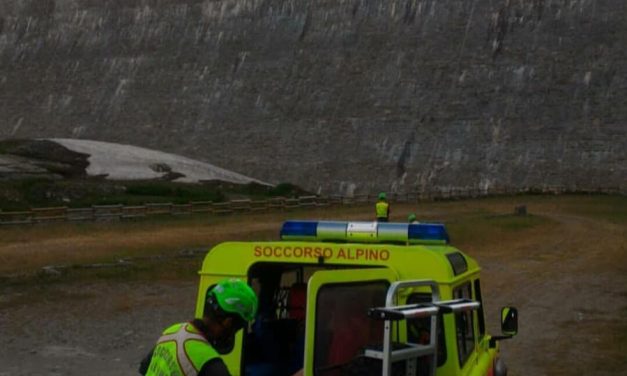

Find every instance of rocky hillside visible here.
[0,139,89,181]
[0,139,280,210]
[0,0,625,195]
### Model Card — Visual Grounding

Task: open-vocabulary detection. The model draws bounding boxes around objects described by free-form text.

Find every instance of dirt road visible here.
[0,197,625,375]
[479,211,627,375]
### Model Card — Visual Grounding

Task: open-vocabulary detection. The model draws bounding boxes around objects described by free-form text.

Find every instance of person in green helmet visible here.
[375,192,390,222]
[139,278,258,376]
[408,213,419,224]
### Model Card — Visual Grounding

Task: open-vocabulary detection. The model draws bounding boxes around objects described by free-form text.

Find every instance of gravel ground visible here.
[0,280,198,376]
[1,210,625,375]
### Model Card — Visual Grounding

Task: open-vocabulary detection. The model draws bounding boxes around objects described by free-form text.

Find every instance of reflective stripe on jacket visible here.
[146,322,220,376]
[375,201,389,219]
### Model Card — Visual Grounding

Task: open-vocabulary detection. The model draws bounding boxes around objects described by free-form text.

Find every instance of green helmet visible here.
[210,278,258,322]
[378,192,387,200]
[408,213,417,222]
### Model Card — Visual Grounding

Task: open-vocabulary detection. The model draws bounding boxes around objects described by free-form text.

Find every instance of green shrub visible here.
[126,183,173,196]
[268,183,310,197]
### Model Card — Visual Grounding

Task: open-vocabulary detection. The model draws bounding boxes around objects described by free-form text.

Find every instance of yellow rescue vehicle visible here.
[195,220,518,376]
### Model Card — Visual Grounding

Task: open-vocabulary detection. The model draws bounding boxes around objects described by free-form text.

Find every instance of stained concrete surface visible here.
[0,0,625,194]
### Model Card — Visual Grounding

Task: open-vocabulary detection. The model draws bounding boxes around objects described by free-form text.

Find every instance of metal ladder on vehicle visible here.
[365,280,480,376]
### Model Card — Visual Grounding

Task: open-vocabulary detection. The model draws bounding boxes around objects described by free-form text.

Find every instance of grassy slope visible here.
[0,194,623,277]
[0,179,307,211]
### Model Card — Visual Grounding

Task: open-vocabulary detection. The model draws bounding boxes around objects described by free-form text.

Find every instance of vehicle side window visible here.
[406,293,447,367]
[453,282,475,367]
[474,279,486,336]
[314,282,387,376]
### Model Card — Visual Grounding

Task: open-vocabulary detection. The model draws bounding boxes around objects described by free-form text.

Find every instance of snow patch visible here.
[49,139,269,185]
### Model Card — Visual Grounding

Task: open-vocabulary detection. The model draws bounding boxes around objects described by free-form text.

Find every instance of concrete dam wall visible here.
[0,0,625,195]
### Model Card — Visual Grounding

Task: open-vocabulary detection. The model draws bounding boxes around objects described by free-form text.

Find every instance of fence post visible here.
[230,199,252,213]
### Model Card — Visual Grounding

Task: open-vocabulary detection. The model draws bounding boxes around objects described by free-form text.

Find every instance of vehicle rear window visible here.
[314,282,388,375]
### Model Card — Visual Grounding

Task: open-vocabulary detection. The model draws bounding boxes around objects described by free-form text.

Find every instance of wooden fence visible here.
[0,187,622,226]
[0,195,328,225]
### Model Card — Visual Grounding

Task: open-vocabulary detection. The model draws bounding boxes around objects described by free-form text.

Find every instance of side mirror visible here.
[501,306,518,336]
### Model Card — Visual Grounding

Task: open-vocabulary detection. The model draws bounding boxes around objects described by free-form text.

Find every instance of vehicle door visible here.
[303,268,398,376]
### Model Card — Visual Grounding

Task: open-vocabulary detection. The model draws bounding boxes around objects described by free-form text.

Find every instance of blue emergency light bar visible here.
[280,220,450,245]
